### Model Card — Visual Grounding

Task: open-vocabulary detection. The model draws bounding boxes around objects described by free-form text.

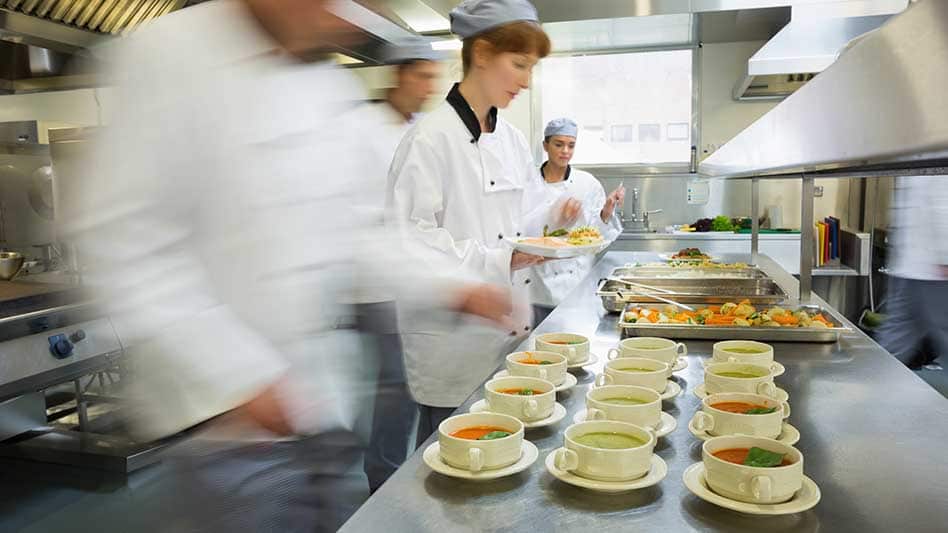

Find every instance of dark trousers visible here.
[876,276,948,366]
[415,405,456,449]
[358,302,417,493]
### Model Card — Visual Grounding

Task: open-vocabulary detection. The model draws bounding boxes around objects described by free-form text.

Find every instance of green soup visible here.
[617,367,655,373]
[715,370,766,379]
[725,347,768,354]
[574,432,645,449]
[600,396,649,405]
[632,344,667,350]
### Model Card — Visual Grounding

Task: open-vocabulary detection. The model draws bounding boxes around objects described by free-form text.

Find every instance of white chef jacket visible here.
[64,0,385,441]
[526,164,622,306]
[888,176,948,280]
[387,83,551,407]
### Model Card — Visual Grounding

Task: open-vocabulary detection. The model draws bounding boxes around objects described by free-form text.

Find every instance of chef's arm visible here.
[589,184,623,242]
[929,178,948,269]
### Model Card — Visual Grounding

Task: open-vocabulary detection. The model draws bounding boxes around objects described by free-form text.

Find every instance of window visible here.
[537,49,693,166]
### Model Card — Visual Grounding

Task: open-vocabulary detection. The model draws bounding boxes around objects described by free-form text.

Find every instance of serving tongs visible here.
[605,277,676,294]
[616,287,695,312]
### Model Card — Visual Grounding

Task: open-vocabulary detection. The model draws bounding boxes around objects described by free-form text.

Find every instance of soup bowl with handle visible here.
[702,435,804,504]
[595,357,669,393]
[712,340,779,373]
[438,413,524,472]
[608,336,687,377]
[691,392,790,439]
[505,351,568,386]
[484,376,556,421]
[555,420,656,482]
[585,385,662,428]
[704,362,777,398]
[535,332,590,364]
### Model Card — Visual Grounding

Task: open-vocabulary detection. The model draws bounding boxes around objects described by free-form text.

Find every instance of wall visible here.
[0,88,113,142]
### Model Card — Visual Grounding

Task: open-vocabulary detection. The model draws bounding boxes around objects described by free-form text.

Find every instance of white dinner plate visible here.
[661,380,682,400]
[505,237,607,259]
[567,353,599,370]
[683,462,821,515]
[423,440,538,481]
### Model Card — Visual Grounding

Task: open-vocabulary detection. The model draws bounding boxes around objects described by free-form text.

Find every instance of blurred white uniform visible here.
[68,0,373,442]
[526,164,622,306]
[387,84,549,408]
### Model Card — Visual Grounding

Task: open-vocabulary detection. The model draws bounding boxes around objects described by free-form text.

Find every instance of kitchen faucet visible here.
[620,187,662,233]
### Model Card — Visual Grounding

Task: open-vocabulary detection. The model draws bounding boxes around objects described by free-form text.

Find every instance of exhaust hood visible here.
[733,1,907,100]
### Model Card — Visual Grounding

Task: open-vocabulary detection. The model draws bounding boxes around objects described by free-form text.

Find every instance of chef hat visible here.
[449,0,540,39]
[381,39,447,65]
[544,118,578,139]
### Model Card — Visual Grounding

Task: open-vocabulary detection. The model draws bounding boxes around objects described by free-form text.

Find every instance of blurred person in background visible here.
[348,40,445,493]
[875,176,948,369]
[387,0,582,446]
[67,0,514,530]
[527,118,624,324]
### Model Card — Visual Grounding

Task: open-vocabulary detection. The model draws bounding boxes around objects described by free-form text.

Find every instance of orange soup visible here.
[450,426,513,440]
[519,358,554,365]
[547,340,584,345]
[710,402,775,414]
[713,448,792,467]
[498,388,541,396]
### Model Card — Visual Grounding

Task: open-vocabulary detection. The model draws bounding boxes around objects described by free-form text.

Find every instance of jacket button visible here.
[498,233,503,240]
[524,326,531,332]
[525,279,531,284]
[490,180,495,186]
[509,331,517,336]
[569,270,574,274]
[516,232,521,237]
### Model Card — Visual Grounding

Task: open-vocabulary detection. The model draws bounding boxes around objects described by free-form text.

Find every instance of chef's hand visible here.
[556,198,582,227]
[237,380,294,436]
[601,184,625,223]
[511,251,546,271]
[454,283,514,328]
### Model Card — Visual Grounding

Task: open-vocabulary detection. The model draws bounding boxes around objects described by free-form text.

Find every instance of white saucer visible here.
[571,411,677,439]
[673,358,688,372]
[423,440,539,481]
[661,380,682,400]
[469,400,568,429]
[702,359,786,378]
[545,449,667,493]
[567,353,599,370]
[694,383,790,403]
[492,370,578,393]
[687,421,801,445]
[682,462,821,515]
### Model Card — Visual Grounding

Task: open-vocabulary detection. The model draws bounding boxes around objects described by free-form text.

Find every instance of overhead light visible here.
[331,53,364,65]
[431,39,462,51]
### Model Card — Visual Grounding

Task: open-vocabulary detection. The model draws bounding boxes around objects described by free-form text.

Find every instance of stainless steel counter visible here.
[340,252,948,533]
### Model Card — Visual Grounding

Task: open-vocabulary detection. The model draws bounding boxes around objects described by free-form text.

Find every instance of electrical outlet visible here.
[814,185,824,198]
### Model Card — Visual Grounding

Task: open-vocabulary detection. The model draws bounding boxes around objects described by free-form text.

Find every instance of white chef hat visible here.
[381,39,447,65]
[449,0,540,39]
[544,118,578,139]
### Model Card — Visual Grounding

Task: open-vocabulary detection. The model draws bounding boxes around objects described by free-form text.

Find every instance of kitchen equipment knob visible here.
[48,334,73,358]
[70,329,86,343]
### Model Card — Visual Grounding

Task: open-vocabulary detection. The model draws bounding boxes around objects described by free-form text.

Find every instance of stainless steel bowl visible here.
[0,251,25,280]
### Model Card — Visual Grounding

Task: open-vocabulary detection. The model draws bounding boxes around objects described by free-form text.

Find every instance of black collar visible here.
[446,83,497,142]
[540,161,572,183]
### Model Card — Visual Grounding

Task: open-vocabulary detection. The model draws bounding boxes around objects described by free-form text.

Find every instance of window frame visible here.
[530,43,702,177]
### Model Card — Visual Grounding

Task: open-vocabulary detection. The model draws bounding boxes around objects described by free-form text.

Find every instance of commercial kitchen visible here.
[1,1,947,532]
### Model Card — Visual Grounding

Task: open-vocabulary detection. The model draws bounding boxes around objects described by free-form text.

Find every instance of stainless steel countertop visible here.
[616,232,802,241]
[340,252,948,533]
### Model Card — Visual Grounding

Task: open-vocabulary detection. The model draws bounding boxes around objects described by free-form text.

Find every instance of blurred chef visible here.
[527,118,624,322]
[348,40,445,493]
[387,0,579,444]
[875,176,948,368]
[66,0,514,529]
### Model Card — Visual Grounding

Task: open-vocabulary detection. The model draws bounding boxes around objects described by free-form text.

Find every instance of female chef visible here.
[386,0,570,443]
[528,118,625,323]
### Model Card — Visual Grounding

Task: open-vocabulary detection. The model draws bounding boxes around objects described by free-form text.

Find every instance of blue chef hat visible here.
[544,118,578,138]
[449,0,540,39]
[381,39,447,65]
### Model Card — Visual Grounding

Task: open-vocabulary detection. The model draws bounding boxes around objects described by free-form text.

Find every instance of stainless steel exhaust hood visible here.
[733,1,907,100]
